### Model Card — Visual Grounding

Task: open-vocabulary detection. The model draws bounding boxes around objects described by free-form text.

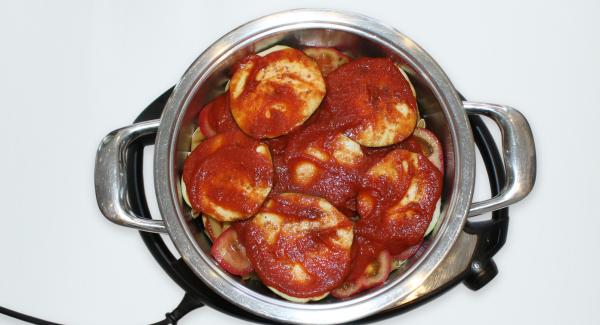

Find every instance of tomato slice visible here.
[202,214,230,242]
[357,250,392,289]
[197,94,238,137]
[210,227,253,276]
[392,240,423,267]
[198,103,217,137]
[331,249,392,298]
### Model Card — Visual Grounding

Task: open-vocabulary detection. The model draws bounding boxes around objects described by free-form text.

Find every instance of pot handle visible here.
[464,101,536,217]
[94,119,167,233]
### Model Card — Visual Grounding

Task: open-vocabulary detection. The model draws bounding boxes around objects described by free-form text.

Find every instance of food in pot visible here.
[242,193,354,301]
[325,58,418,147]
[332,240,392,298]
[182,45,443,302]
[357,149,442,254]
[202,214,231,242]
[210,227,253,276]
[197,94,238,137]
[229,47,326,139]
[303,47,351,77]
[182,131,273,222]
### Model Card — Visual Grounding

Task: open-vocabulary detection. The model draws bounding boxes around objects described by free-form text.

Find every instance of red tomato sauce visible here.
[239,194,353,298]
[183,131,273,220]
[197,94,239,134]
[324,57,418,145]
[357,150,442,255]
[229,49,324,138]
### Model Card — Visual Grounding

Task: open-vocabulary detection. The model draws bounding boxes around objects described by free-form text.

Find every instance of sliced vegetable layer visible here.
[202,214,231,242]
[182,45,448,302]
[229,47,326,138]
[183,131,273,222]
[405,128,444,172]
[197,94,238,137]
[242,193,354,300]
[397,128,444,237]
[357,149,442,255]
[211,227,253,276]
[332,237,392,298]
[303,47,350,76]
[326,58,418,147]
[274,130,366,216]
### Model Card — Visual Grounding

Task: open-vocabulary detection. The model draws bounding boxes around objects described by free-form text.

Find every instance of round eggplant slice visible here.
[183,131,274,222]
[332,247,392,298]
[210,227,253,276]
[243,193,354,301]
[282,132,365,215]
[229,48,326,139]
[197,94,238,137]
[326,58,418,147]
[303,47,350,76]
[357,149,442,254]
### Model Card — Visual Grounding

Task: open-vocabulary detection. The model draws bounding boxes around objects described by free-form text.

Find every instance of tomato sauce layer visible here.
[324,57,418,147]
[229,48,326,139]
[183,131,273,221]
[241,193,353,298]
[357,149,442,255]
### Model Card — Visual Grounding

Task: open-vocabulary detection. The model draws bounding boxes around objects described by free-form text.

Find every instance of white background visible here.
[1,0,599,324]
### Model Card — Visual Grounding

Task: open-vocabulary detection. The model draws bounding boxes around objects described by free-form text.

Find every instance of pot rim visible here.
[154,9,475,324]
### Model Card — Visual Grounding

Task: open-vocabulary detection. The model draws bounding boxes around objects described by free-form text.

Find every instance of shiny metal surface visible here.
[464,101,536,217]
[94,119,167,233]
[393,231,478,306]
[154,9,475,324]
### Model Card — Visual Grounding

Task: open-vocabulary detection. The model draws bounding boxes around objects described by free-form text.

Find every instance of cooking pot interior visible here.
[173,28,454,303]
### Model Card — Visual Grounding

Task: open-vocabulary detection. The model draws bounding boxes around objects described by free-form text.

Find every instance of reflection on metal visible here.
[464,101,536,217]
[392,231,477,307]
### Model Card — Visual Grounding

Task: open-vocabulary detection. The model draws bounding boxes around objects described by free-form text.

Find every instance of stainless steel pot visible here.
[94,9,535,324]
